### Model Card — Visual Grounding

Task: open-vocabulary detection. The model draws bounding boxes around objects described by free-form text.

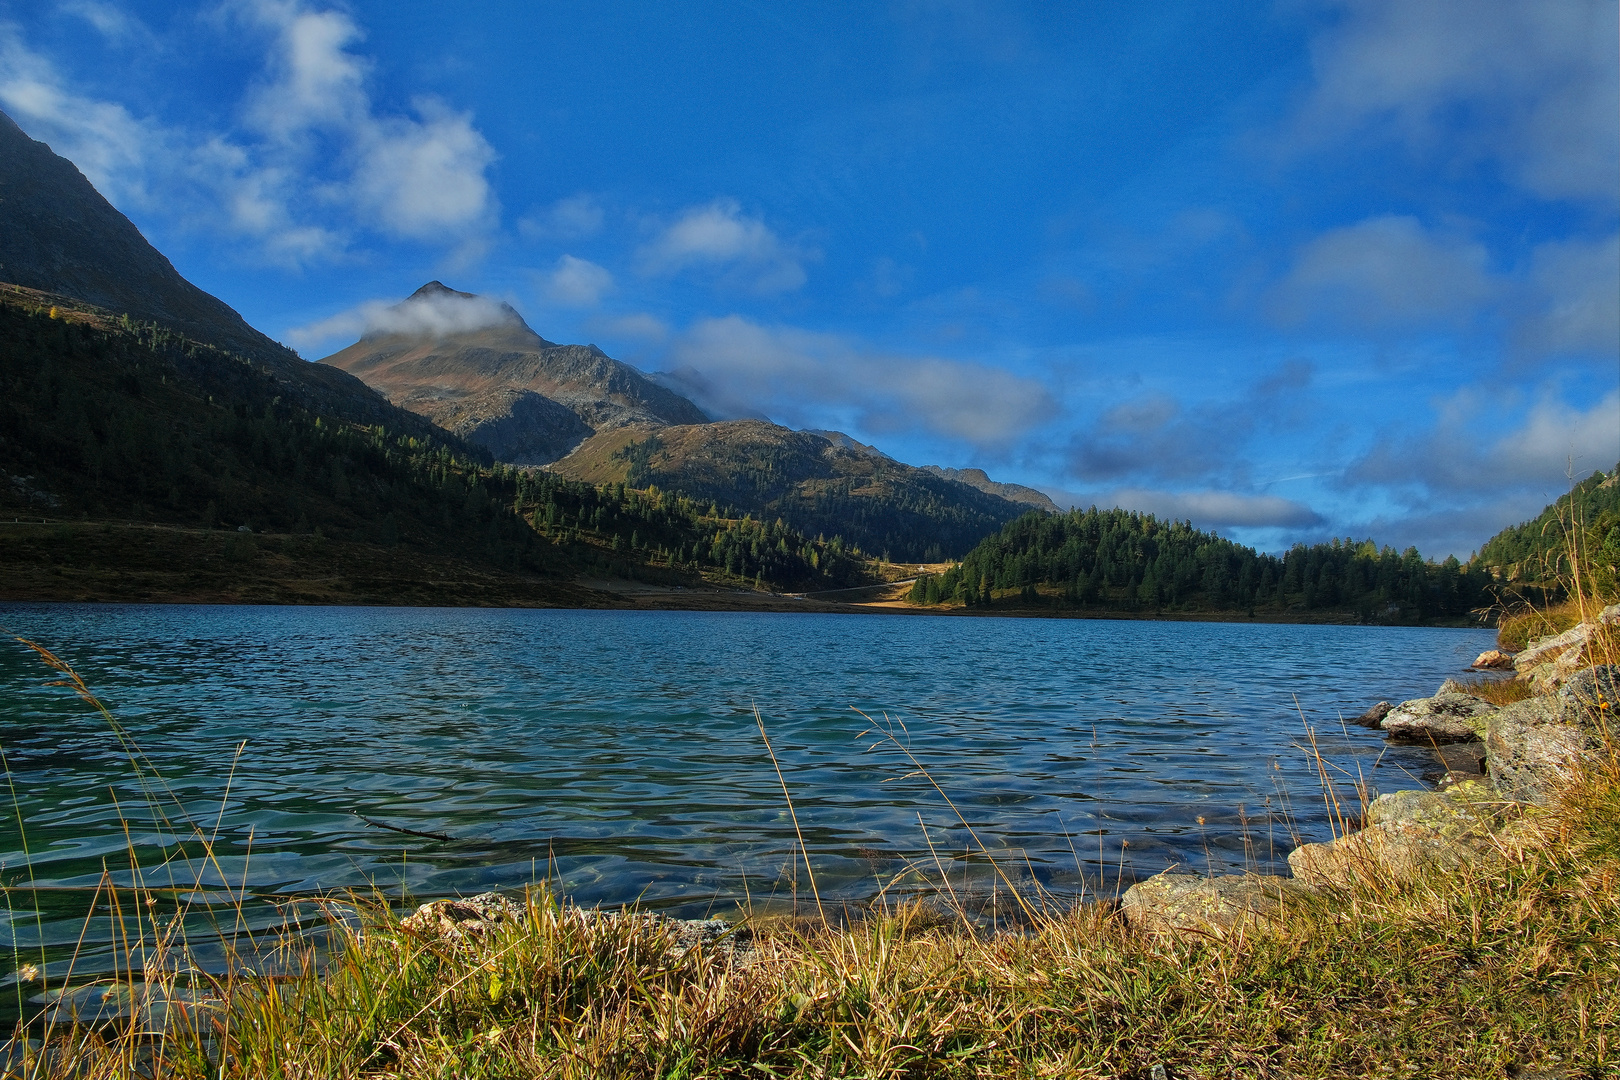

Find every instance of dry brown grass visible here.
[1453,674,1536,706]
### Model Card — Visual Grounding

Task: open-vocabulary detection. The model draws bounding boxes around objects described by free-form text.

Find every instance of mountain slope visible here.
[1475,465,1620,588]
[920,466,1058,512]
[551,421,1031,560]
[0,108,453,440]
[320,282,707,464]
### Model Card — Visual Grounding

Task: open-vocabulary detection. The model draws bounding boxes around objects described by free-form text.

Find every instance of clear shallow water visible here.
[0,605,1494,998]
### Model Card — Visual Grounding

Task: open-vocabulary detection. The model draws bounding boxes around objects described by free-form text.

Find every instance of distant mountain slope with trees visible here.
[1475,466,1620,597]
[908,506,1496,623]
[552,423,1031,562]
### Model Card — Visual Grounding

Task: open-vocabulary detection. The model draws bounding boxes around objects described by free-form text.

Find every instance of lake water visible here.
[0,604,1494,1006]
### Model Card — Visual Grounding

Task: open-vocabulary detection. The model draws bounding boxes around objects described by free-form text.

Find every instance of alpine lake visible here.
[0,604,1496,1022]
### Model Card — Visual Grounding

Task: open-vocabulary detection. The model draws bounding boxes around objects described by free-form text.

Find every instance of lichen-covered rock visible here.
[401,892,525,940]
[1287,819,1480,888]
[1471,649,1514,669]
[1558,665,1620,731]
[1485,695,1590,806]
[1380,692,1497,744]
[1365,779,1497,835]
[1120,873,1311,935]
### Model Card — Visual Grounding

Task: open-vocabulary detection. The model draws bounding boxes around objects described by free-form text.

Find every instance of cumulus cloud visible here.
[1299,0,1620,202]
[0,3,496,264]
[1269,215,1497,328]
[542,254,614,307]
[638,199,813,293]
[657,315,1056,449]
[285,287,519,351]
[239,1,496,242]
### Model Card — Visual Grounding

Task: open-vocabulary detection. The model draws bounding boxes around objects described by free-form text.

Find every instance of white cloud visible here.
[0,4,496,265]
[0,24,153,207]
[59,1,154,46]
[1045,485,1324,530]
[1270,215,1496,328]
[637,199,812,293]
[660,315,1055,448]
[1300,0,1620,202]
[518,194,604,242]
[1351,386,1620,495]
[1514,233,1620,361]
[543,254,614,307]
[241,1,497,242]
[285,287,519,351]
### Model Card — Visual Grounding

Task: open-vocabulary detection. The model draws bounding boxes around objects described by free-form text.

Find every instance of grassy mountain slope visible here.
[552,422,1031,561]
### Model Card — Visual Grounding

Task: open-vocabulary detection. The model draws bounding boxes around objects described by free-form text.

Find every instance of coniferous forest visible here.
[908,506,1499,623]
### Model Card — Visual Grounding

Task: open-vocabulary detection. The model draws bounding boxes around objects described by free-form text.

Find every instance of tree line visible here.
[908,506,1497,622]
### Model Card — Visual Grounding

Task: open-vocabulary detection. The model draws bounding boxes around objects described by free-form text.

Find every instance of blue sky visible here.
[2,1,1616,557]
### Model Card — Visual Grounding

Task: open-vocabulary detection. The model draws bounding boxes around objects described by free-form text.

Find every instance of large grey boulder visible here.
[1120,873,1312,935]
[1380,691,1497,744]
[1559,664,1620,729]
[1485,669,1619,806]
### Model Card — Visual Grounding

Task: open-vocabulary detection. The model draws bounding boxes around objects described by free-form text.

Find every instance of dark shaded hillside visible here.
[554,422,1029,561]
[910,506,1496,623]
[0,288,866,598]
[0,109,465,435]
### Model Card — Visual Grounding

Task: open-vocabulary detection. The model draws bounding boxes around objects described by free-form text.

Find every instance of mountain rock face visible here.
[0,108,448,436]
[320,282,708,465]
[920,466,1058,512]
[552,420,1033,560]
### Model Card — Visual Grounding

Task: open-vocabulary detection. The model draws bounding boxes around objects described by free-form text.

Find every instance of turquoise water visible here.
[0,605,1493,999]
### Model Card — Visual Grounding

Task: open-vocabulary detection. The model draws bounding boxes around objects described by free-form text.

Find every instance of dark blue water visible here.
[0,605,1493,995]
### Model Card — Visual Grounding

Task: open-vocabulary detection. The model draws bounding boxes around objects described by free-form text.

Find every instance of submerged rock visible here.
[1351,701,1393,728]
[1380,692,1497,744]
[1120,873,1311,935]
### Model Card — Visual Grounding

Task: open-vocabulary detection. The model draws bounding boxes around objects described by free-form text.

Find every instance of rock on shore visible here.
[1122,651,1616,934]
[1379,691,1496,743]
